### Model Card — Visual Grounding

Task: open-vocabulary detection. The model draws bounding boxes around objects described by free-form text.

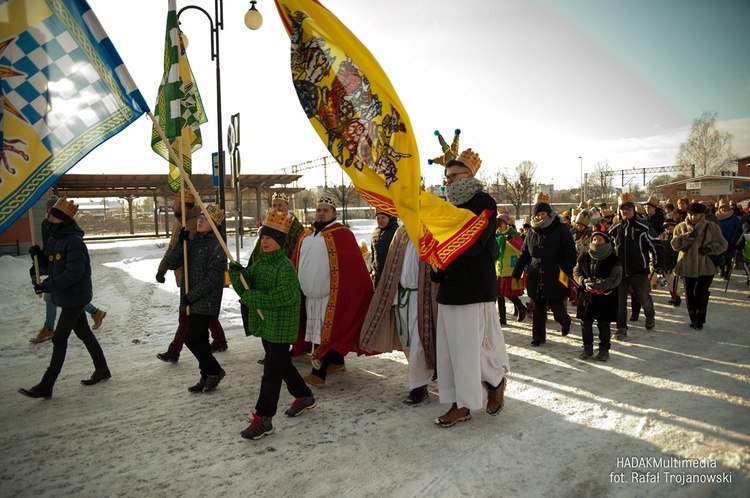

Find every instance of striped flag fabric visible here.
[150,0,206,193]
[0,0,148,235]
[274,0,492,269]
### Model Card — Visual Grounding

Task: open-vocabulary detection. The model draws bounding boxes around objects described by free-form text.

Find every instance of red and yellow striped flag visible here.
[274,0,491,269]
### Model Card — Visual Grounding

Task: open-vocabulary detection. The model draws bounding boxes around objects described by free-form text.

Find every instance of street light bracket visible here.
[177,5,218,60]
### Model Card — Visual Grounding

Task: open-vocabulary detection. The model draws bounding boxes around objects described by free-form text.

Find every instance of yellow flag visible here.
[274,0,492,269]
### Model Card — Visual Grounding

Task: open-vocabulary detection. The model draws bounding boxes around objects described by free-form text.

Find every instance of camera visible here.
[656,275,667,287]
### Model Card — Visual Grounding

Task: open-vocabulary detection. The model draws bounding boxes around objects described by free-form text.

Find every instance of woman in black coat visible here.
[512,197,576,346]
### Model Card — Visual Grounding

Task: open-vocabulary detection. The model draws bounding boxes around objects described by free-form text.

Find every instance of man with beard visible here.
[155,189,228,363]
[431,148,511,427]
[292,197,373,388]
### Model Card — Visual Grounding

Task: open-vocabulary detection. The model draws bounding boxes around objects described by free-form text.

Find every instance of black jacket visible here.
[647,208,666,235]
[608,216,664,276]
[370,216,399,289]
[38,221,93,308]
[166,231,225,316]
[432,191,498,305]
[512,216,576,300]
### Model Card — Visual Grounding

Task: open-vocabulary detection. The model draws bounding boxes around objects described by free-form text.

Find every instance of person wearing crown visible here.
[248,192,305,265]
[430,147,510,428]
[20,197,111,399]
[229,209,316,440]
[164,203,227,393]
[292,197,374,388]
[608,192,664,340]
[512,192,577,346]
[155,189,228,363]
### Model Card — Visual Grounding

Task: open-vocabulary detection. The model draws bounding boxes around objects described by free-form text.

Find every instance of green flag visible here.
[151,0,207,192]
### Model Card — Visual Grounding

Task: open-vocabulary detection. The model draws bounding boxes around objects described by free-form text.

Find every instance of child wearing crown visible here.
[229,209,316,440]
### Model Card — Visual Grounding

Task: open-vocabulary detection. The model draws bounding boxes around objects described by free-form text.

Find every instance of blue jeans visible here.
[44,296,97,330]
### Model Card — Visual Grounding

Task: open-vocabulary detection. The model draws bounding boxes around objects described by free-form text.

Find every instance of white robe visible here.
[298,224,335,345]
[436,302,510,411]
[393,240,433,389]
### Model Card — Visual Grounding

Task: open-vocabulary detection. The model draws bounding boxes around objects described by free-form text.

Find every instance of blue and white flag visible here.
[0,0,148,235]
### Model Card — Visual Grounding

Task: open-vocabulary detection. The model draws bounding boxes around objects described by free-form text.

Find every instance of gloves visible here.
[585,280,596,290]
[29,245,42,258]
[155,271,166,284]
[688,230,697,238]
[698,247,710,255]
[229,262,244,272]
[34,283,45,295]
[183,294,193,306]
[178,227,190,243]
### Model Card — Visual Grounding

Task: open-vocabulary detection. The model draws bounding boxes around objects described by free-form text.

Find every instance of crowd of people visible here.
[19,160,750,442]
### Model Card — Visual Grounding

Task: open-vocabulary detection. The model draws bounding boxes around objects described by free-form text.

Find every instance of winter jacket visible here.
[38,221,93,308]
[730,214,750,249]
[717,213,740,254]
[647,208,666,235]
[165,230,225,316]
[158,205,200,287]
[671,217,728,278]
[608,216,664,277]
[572,249,622,322]
[432,191,498,305]
[513,215,577,300]
[659,231,679,271]
[229,248,301,343]
[495,225,523,278]
[370,216,399,289]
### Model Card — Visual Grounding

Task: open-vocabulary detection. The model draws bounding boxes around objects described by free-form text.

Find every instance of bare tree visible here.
[324,183,360,223]
[500,160,537,219]
[589,160,615,201]
[676,111,734,176]
[478,168,503,202]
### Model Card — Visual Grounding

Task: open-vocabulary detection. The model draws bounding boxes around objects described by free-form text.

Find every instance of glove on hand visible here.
[229,262,244,272]
[183,294,193,306]
[29,245,42,258]
[178,227,190,243]
[155,271,166,284]
[34,283,45,295]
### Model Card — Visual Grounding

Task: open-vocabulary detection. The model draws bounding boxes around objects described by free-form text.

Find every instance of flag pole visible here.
[148,111,248,290]
[178,150,191,315]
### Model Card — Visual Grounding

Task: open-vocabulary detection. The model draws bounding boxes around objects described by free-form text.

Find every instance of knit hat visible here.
[174,188,196,204]
[643,195,660,208]
[259,208,293,248]
[662,219,676,228]
[445,148,482,175]
[317,196,337,209]
[533,202,552,216]
[618,192,635,209]
[272,192,290,204]
[45,195,59,211]
[49,196,78,222]
[591,230,611,244]
[686,202,707,214]
[202,203,225,225]
[498,213,511,225]
[427,129,460,166]
[375,210,393,218]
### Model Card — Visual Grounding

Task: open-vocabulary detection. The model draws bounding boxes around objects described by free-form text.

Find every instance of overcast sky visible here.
[72,0,750,191]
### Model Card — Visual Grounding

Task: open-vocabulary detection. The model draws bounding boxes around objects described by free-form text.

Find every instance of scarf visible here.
[445,177,483,206]
[588,241,613,260]
[716,210,733,221]
[530,209,557,230]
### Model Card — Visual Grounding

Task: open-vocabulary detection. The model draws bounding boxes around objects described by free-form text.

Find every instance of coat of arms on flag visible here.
[0,0,148,235]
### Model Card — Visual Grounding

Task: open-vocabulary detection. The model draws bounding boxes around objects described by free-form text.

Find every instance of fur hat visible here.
[49,196,78,222]
[427,129,460,166]
[317,196,337,209]
[686,202,707,214]
[272,192,290,204]
[174,188,196,204]
[618,192,635,208]
[446,148,482,175]
[202,203,225,225]
[45,195,59,211]
[643,195,660,208]
[259,209,293,248]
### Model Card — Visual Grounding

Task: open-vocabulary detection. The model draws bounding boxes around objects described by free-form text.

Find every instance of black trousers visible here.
[41,305,108,388]
[311,350,345,381]
[184,314,221,377]
[256,339,312,418]
[530,298,571,342]
[581,319,611,351]
[684,275,714,326]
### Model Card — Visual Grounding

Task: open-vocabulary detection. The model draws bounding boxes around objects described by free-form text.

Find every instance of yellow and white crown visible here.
[263,209,294,234]
[317,196,337,208]
[272,192,290,203]
[535,192,550,204]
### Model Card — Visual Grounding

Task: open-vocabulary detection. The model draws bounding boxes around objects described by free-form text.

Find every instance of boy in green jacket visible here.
[229,209,316,440]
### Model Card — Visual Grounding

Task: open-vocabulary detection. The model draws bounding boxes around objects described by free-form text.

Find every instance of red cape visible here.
[292,223,374,360]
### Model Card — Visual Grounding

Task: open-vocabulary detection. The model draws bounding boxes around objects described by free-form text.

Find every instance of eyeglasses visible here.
[444,172,469,181]
[619,205,634,211]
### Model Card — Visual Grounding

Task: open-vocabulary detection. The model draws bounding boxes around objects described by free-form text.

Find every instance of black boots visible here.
[18,384,53,399]
[579,346,594,359]
[81,368,111,385]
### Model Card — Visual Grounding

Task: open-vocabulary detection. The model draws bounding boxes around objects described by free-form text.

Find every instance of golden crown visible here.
[272,192,290,203]
[428,128,460,166]
[618,192,635,206]
[263,209,294,234]
[317,196,337,208]
[51,196,79,219]
[203,203,225,224]
[535,192,550,204]
[454,148,482,175]
[174,188,195,203]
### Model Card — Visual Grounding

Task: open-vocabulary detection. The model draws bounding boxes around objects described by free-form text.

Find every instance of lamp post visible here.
[178,0,262,239]
[578,156,583,202]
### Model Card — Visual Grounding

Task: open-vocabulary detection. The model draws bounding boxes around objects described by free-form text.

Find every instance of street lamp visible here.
[578,156,583,202]
[178,0,262,238]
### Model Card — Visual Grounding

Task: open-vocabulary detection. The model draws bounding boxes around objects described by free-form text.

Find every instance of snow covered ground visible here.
[0,234,749,497]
